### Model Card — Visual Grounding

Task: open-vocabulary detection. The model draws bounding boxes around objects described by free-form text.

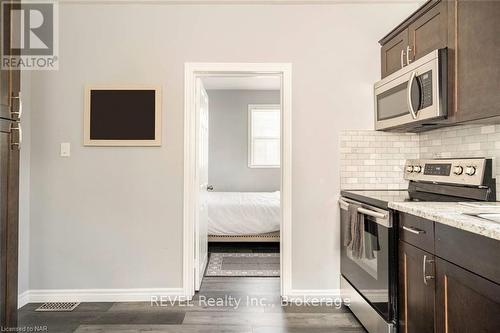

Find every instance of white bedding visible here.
[208,191,280,235]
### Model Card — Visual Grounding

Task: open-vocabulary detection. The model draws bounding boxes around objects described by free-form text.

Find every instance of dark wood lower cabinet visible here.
[399,214,500,333]
[399,241,435,333]
[435,258,500,333]
[0,119,19,327]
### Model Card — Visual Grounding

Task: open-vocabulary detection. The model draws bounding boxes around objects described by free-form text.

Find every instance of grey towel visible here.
[343,203,356,247]
[345,203,365,259]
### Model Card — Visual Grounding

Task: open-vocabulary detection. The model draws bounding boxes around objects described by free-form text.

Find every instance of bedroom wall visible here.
[207,89,280,192]
[27,2,420,294]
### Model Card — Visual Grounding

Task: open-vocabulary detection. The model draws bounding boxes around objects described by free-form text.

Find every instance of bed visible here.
[208,191,280,242]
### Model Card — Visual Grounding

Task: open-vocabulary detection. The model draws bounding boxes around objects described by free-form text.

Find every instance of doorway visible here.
[183,63,292,299]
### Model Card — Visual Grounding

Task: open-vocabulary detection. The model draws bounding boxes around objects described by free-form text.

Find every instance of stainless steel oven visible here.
[374,48,447,131]
[339,197,398,333]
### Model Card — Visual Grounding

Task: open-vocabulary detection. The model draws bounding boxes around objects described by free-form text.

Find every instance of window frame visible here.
[247,104,281,169]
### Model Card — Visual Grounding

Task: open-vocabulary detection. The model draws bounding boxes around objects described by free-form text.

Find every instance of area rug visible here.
[205,253,280,277]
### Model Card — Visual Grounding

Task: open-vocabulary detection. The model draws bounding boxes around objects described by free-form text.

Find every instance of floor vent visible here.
[35,302,80,312]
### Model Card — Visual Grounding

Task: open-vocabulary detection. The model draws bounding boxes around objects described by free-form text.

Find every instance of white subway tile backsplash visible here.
[341,123,500,199]
[468,143,481,151]
[481,125,496,134]
[340,131,418,190]
[419,124,500,199]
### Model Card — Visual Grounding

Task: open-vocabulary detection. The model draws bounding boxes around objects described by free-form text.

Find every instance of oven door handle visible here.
[338,198,390,222]
[357,207,388,220]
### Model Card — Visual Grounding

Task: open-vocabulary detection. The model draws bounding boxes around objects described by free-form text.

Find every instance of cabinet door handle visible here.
[423,254,435,285]
[400,49,406,68]
[406,45,412,65]
[403,225,425,235]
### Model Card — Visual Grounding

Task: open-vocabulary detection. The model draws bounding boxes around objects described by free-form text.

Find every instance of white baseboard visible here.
[19,287,341,308]
[18,290,30,309]
[19,288,186,307]
[201,253,208,276]
[283,289,342,302]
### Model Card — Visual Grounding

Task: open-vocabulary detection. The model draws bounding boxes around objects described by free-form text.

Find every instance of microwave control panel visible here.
[418,70,433,109]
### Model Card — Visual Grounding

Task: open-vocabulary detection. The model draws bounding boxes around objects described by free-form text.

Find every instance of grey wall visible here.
[207,89,280,192]
[26,2,420,292]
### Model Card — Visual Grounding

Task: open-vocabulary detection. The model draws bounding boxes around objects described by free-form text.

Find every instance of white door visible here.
[194,78,209,291]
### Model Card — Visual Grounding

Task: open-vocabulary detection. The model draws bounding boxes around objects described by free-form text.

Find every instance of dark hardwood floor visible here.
[16,244,365,333]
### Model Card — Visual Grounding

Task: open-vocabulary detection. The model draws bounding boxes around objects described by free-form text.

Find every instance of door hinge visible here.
[10,122,22,150]
[10,92,22,120]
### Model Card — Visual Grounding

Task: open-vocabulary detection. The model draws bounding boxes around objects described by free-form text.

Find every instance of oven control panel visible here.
[424,163,451,176]
[404,158,488,186]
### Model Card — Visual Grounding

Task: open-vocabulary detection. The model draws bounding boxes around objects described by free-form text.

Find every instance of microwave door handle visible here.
[400,49,405,68]
[407,71,417,119]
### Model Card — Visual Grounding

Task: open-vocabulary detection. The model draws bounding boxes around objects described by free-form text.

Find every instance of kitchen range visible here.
[339,158,499,333]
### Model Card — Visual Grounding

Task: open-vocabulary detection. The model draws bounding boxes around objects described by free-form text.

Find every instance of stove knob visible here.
[406,165,414,173]
[413,165,422,173]
[465,166,476,176]
[453,166,463,175]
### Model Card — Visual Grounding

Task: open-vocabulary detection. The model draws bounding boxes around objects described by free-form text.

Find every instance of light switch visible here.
[60,142,70,157]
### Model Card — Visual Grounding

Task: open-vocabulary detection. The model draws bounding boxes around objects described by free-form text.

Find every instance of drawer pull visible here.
[403,226,425,235]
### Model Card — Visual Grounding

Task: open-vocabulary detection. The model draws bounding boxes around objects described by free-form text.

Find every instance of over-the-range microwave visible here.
[374,48,447,131]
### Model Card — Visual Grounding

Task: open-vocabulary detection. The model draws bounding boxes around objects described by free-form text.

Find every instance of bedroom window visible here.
[248,104,281,168]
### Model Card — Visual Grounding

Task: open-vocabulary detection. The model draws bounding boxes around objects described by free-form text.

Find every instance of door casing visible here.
[194,78,209,291]
[183,63,292,298]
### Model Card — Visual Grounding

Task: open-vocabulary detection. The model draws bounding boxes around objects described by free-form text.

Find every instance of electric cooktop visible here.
[341,158,497,210]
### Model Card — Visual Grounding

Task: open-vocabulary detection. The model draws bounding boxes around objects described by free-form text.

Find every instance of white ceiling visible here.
[201,76,281,90]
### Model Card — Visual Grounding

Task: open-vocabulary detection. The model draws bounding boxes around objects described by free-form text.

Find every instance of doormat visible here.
[205,253,280,277]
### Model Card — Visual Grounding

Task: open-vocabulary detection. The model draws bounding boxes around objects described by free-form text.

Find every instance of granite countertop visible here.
[388,201,500,241]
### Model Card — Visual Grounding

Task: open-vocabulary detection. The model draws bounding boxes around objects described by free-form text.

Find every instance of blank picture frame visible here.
[84,85,162,146]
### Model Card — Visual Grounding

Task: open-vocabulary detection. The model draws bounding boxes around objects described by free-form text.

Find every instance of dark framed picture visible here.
[84,85,162,146]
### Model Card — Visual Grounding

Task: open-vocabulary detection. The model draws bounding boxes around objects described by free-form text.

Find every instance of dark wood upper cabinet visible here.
[435,258,500,333]
[381,30,408,78]
[0,0,21,121]
[408,1,448,63]
[0,71,10,119]
[379,0,500,128]
[453,0,500,123]
[399,241,435,333]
